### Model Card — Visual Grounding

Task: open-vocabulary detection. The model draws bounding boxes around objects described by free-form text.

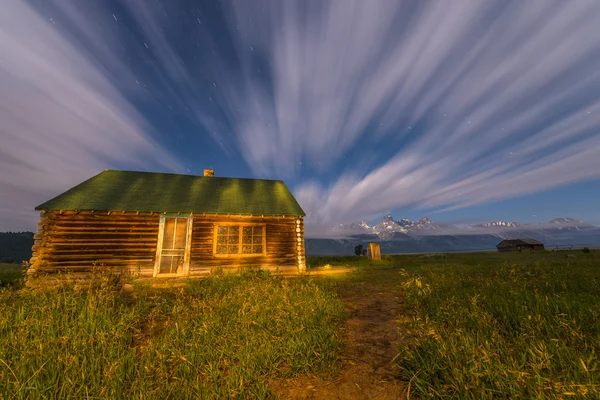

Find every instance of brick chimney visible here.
[203,169,214,177]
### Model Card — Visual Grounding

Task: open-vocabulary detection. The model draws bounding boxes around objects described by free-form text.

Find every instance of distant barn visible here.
[496,239,545,252]
[27,169,306,287]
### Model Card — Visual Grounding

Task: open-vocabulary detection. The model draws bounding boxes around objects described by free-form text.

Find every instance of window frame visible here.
[154,213,193,278]
[212,222,267,257]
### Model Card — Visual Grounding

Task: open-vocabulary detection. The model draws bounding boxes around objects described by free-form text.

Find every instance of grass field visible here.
[1,250,599,398]
[0,263,23,287]
[0,270,346,398]
[393,251,600,398]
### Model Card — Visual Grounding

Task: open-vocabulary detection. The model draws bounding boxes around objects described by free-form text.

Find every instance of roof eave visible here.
[34,207,305,216]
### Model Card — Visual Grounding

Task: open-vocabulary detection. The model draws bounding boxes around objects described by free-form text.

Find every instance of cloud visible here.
[0,0,179,231]
[216,0,600,230]
[3,0,600,234]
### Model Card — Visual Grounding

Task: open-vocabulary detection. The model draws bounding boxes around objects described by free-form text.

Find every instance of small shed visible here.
[27,170,306,286]
[367,242,381,260]
[496,238,545,252]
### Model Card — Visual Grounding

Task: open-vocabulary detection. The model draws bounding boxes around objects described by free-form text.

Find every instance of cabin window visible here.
[214,224,266,256]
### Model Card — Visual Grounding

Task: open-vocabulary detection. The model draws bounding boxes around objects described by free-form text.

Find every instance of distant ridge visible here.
[332,214,597,239]
[311,214,600,255]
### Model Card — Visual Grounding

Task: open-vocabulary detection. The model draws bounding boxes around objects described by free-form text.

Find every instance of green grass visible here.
[3,250,599,398]
[0,270,346,398]
[0,263,24,287]
[307,254,399,270]
[394,250,600,398]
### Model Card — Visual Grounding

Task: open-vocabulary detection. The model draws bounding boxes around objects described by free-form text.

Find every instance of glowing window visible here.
[214,224,265,256]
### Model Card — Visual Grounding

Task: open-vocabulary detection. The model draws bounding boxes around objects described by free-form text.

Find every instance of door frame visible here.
[153,213,193,278]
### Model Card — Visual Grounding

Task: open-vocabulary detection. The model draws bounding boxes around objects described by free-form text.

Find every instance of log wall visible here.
[26,211,303,286]
[296,216,306,271]
[189,215,300,275]
[27,210,160,283]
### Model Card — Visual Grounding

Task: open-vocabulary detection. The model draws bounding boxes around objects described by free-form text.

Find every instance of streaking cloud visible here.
[0,0,179,231]
[221,0,600,232]
[2,0,599,234]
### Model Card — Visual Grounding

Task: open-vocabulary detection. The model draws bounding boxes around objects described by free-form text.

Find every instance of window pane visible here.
[159,255,179,274]
[163,218,176,249]
[174,218,188,249]
[214,225,266,256]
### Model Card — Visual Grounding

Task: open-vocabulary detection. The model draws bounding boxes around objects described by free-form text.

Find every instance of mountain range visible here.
[334,214,452,238]
[305,215,600,256]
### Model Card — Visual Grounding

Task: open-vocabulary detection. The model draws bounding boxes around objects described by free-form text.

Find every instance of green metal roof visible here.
[35,170,305,216]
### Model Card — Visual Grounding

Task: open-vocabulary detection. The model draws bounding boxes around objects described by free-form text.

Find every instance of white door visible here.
[155,216,192,277]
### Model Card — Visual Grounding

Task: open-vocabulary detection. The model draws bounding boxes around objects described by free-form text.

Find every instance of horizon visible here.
[309,212,600,239]
[3,209,598,240]
[2,0,600,232]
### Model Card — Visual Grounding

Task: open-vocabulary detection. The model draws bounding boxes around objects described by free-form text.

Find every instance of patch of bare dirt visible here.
[270,270,408,399]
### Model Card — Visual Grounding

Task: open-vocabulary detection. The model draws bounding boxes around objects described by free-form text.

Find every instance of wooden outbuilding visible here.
[26,170,306,286]
[367,242,381,260]
[496,238,545,252]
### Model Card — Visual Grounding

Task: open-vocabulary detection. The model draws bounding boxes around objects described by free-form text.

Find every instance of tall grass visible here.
[0,263,24,287]
[0,270,346,398]
[397,253,600,398]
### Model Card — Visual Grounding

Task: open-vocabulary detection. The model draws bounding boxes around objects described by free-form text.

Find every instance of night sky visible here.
[2,0,600,235]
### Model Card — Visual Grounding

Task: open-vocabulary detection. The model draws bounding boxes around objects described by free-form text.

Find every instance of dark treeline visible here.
[0,232,34,263]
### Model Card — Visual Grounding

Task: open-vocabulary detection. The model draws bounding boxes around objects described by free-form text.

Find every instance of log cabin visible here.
[26,169,306,286]
[496,238,545,252]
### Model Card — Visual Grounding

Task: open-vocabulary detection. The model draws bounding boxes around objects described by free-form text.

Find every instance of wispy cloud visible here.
[0,0,179,230]
[217,0,600,229]
[2,0,599,233]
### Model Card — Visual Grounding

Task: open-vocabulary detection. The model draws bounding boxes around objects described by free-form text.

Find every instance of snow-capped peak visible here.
[376,214,401,228]
[397,218,414,227]
[549,218,582,224]
[332,221,372,233]
[370,214,408,238]
[330,214,597,241]
[382,213,395,221]
[473,221,521,228]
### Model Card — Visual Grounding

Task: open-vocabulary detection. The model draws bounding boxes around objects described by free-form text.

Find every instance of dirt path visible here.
[270,269,407,399]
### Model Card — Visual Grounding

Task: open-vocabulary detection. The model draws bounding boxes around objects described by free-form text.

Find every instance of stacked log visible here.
[189,215,299,275]
[296,217,306,271]
[26,211,302,287]
[26,210,160,287]
[26,212,49,278]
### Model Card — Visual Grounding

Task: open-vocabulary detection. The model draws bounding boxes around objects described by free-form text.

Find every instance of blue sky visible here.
[1,0,600,234]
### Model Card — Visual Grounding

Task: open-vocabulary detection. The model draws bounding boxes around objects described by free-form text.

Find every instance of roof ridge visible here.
[102,169,283,182]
